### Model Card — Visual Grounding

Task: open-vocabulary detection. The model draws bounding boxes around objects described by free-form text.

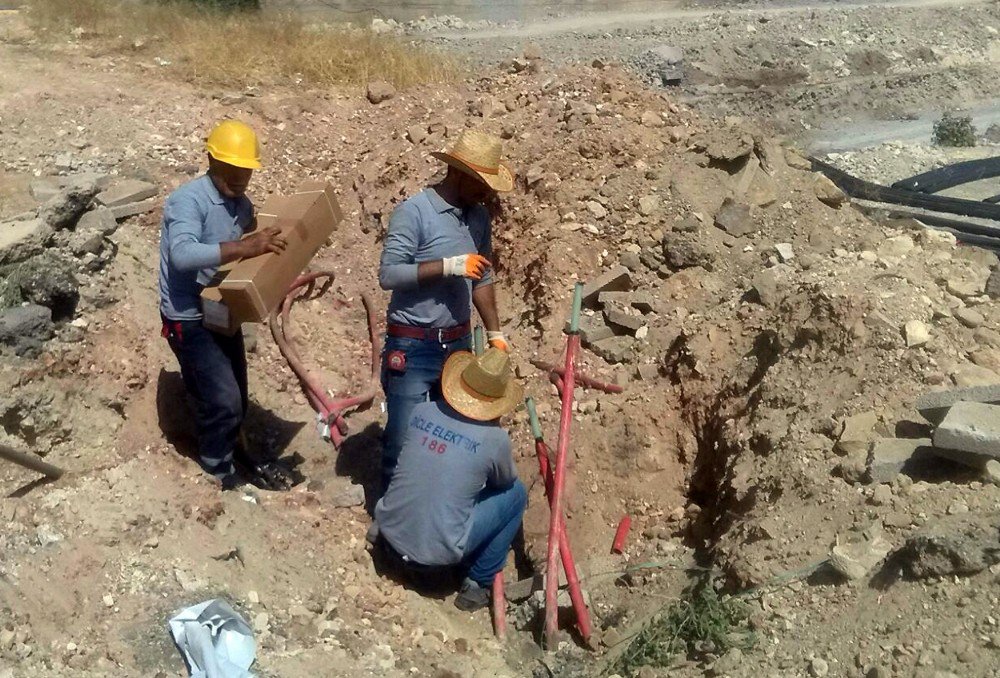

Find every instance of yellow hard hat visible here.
[206,120,261,169]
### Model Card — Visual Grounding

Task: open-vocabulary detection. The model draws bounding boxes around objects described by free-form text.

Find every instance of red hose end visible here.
[611,515,632,554]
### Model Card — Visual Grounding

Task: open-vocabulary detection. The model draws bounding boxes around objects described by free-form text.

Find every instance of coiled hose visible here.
[269,271,380,448]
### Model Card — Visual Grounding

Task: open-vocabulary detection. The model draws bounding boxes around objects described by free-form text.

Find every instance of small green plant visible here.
[608,578,755,676]
[933,112,977,147]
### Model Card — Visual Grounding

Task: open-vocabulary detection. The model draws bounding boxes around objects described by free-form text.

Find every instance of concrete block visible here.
[598,291,656,313]
[866,438,936,484]
[95,180,157,208]
[76,207,118,236]
[581,266,632,306]
[915,384,1000,425]
[109,199,157,220]
[604,308,645,334]
[589,336,633,364]
[568,315,615,347]
[933,401,1000,461]
[931,446,995,471]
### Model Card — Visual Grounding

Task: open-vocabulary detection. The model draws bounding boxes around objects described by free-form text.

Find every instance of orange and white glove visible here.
[443,254,490,281]
[487,331,510,352]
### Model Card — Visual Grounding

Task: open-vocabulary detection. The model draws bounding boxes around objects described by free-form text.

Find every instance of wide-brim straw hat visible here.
[441,348,523,421]
[430,129,515,193]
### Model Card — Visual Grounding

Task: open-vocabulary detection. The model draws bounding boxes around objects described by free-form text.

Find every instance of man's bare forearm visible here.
[473,283,500,332]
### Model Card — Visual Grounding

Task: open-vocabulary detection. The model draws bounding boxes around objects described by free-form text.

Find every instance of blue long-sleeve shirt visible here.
[158,175,253,321]
[379,188,493,328]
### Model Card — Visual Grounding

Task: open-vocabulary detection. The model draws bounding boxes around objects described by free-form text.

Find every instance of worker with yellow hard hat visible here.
[158,119,291,491]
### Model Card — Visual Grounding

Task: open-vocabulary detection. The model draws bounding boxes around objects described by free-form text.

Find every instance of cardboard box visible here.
[201,181,342,334]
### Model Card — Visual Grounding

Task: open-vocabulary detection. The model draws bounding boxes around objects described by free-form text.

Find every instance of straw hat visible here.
[431,129,515,193]
[441,348,524,421]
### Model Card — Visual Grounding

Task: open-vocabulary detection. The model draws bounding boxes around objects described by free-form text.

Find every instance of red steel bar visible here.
[530,359,624,394]
[611,515,632,554]
[543,330,580,649]
[492,572,507,640]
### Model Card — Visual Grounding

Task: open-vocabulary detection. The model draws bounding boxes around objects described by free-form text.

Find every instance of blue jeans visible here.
[164,318,248,479]
[462,480,528,586]
[380,333,471,488]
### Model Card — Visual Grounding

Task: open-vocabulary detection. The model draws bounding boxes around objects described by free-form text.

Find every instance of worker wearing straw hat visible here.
[374,347,527,611]
[378,129,515,491]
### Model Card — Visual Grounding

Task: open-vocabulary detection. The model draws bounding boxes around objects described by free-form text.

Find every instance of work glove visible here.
[443,254,490,281]
[487,331,510,352]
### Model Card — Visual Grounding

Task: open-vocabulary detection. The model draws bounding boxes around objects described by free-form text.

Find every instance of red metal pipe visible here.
[530,359,624,394]
[492,572,507,640]
[535,439,592,642]
[611,515,632,554]
[543,332,580,649]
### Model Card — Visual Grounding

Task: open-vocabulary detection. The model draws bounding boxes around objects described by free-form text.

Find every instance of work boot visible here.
[219,473,243,492]
[454,578,490,612]
[366,520,381,546]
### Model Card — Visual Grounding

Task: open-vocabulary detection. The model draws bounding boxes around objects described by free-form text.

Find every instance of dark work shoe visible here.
[219,474,243,492]
[455,578,490,612]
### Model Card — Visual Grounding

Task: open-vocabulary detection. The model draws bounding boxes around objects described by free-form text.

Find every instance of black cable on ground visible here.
[890,156,1000,194]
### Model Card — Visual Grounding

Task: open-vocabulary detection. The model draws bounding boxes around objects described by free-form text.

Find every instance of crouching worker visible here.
[374,347,526,611]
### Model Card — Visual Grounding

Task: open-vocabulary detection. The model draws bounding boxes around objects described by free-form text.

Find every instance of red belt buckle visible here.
[387,350,407,373]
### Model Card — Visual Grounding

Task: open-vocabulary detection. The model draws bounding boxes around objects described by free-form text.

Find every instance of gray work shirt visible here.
[374,400,517,566]
[158,174,254,321]
[378,188,493,329]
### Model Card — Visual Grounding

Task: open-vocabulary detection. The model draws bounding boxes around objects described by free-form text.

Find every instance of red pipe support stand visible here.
[534,439,592,642]
[543,333,581,650]
[529,359,624,395]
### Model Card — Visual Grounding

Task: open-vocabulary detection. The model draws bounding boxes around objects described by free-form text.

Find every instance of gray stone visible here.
[955,307,985,329]
[54,153,74,172]
[598,291,656,314]
[774,242,795,262]
[985,267,1000,299]
[0,219,48,264]
[109,199,157,220]
[714,199,753,237]
[892,512,1000,578]
[932,446,995,471]
[835,411,878,456]
[985,459,1000,485]
[574,315,615,347]
[366,81,396,104]
[916,384,1000,424]
[814,174,847,207]
[604,308,645,334]
[581,266,633,305]
[76,207,118,236]
[4,255,80,321]
[405,125,427,145]
[662,230,718,271]
[619,251,642,272]
[829,528,892,580]
[0,305,54,357]
[70,231,104,257]
[29,180,60,203]
[635,364,660,381]
[586,200,608,220]
[904,320,930,347]
[752,269,780,307]
[95,180,157,208]
[590,336,633,364]
[934,401,1000,461]
[638,195,660,217]
[329,483,365,508]
[39,183,99,230]
[867,438,937,483]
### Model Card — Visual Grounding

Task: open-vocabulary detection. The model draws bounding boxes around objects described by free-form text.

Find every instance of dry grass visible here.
[24,0,458,89]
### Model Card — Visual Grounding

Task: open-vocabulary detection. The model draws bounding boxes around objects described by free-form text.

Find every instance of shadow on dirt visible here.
[155,368,305,465]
